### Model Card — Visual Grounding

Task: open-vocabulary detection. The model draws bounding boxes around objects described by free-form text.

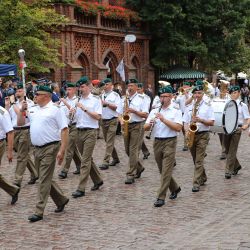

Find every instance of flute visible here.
[145,104,163,140]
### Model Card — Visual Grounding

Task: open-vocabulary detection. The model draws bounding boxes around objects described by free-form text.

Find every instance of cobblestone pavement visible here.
[1,131,250,250]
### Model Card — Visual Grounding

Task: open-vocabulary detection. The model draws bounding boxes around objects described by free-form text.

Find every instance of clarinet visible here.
[145,104,163,140]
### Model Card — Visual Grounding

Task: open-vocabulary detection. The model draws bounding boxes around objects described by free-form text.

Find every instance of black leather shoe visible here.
[135,167,145,179]
[169,187,181,200]
[220,155,226,160]
[11,188,20,205]
[28,214,43,223]
[54,198,69,213]
[91,181,104,191]
[109,159,120,166]
[232,166,242,175]
[225,173,231,179]
[73,169,80,175]
[58,171,67,179]
[125,178,135,184]
[72,190,85,198]
[99,164,109,170]
[28,177,38,185]
[192,186,200,192]
[143,153,150,160]
[154,199,165,207]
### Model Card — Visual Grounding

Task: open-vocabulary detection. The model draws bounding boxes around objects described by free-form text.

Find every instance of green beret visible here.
[101,78,112,85]
[36,85,52,93]
[137,83,144,88]
[16,83,23,89]
[77,76,89,86]
[195,80,204,86]
[229,85,240,94]
[126,78,138,85]
[183,81,191,86]
[65,82,76,88]
[192,85,204,93]
[159,86,173,95]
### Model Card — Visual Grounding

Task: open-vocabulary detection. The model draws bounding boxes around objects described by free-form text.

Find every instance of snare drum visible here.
[210,99,238,134]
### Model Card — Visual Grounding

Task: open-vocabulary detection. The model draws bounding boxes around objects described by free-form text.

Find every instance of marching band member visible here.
[72,76,104,198]
[0,106,19,205]
[183,84,215,192]
[224,86,250,179]
[137,83,151,159]
[6,83,38,187]
[121,79,149,184]
[99,78,122,170]
[18,85,69,222]
[58,82,81,178]
[145,86,182,207]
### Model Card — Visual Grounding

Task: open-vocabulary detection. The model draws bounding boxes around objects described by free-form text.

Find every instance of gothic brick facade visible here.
[52,1,154,89]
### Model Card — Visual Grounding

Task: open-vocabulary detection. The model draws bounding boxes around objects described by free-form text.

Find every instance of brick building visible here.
[51,0,154,88]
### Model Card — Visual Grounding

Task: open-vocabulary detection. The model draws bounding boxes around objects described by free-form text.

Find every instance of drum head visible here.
[222,100,238,134]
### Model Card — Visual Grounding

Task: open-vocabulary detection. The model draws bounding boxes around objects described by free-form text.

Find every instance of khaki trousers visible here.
[190,132,210,187]
[139,121,149,156]
[224,129,241,174]
[77,129,102,192]
[154,137,179,200]
[14,129,37,186]
[34,143,68,217]
[101,118,119,165]
[62,124,81,173]
[124,122,144,178]
[0,140,19,196]
[218,133,226,156]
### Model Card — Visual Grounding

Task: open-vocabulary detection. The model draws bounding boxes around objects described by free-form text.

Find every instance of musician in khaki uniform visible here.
[225,86,250,179]
[99,78,122,170]
[0,106,19,205]
[183,84,215,192]
[137,83,151,159]
[18,85,69,222]
[58,82,81,178]
[121,79,149,184]
[72,76,103,198]
[7,83,38,186]
[145,86,182,207]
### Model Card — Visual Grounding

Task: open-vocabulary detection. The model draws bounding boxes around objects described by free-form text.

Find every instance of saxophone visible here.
[122,94,131,137]
[186,100,199,148]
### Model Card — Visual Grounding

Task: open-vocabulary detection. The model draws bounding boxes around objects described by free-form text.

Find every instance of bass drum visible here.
[210,99,238,134]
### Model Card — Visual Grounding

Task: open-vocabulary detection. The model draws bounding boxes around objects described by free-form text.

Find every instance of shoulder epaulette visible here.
[204,100,211,106]
[93,95,100,99]
[113,91,119,97]
[138,94,144,99]
[0,108,4,115]
[30,104,38,108]
[53,103,60,108]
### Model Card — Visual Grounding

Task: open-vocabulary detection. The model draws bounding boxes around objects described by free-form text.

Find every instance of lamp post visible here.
[18,49,26,95]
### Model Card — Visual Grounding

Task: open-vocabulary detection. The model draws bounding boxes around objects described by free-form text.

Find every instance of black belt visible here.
[0,138,5,142]
[14,126,30,130]
[155,136,177,141]
[130,121,143,125]
[195,131,209,135]
[77,127,95,131]
[68,122,76,127]
[34,141,59,148]
[102,117,117,122]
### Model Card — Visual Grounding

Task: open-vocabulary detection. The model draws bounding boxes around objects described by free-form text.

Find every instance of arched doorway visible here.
[103,51,119,82]
[77,53,90,76]
[131,56,140,80]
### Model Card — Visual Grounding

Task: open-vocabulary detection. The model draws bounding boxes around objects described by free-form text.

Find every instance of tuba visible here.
[122,94,131,137]
[186,100,200,148]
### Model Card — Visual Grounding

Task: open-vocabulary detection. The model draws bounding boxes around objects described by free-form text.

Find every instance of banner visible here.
[116,59,125,81]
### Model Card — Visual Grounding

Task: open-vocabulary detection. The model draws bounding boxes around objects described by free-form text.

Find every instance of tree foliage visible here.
[126,0,250,74]
[0,0,68,75]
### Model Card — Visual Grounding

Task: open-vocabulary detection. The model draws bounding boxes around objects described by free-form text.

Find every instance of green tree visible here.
[0,0,67,75]
[126,0,250,74]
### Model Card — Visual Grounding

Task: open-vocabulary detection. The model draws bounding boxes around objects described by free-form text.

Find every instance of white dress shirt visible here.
[0,107,13,139]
